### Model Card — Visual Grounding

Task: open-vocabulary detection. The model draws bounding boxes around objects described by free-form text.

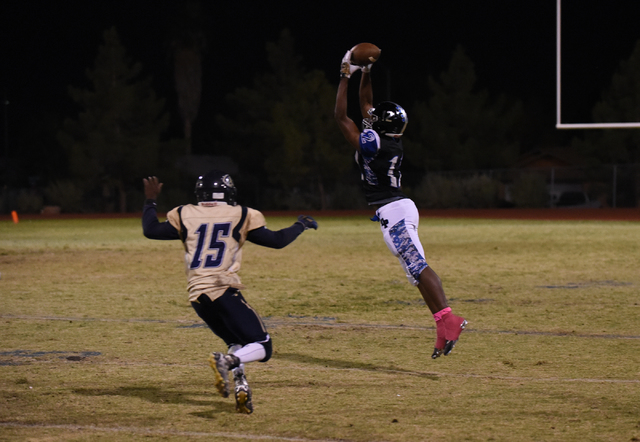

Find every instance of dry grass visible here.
[1,216,639,441]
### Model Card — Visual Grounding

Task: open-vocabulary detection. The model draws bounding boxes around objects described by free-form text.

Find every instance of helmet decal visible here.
[369,102,408,136]
[221,174,234,188]
[194,170,238,205]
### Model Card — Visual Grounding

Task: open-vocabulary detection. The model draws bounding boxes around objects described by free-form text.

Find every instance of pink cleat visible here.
[432,319,447,359]
[443,314,467,356]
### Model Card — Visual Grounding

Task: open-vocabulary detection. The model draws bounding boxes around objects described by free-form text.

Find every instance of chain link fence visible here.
[410,164,640,209]
[2,164,639,213]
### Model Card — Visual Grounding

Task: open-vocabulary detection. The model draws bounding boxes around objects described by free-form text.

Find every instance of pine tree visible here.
[216,30,349,209]
[405,45,524,171]
[575,39,640,164]
[170,0,206,153]
[58,27,170,212]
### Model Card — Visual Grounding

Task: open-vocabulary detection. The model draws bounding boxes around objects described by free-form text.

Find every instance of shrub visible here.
[16,190,44,213]
[414,174,501,208]
[44,180,84,213]
[414,175,463,208]
[462,175,501,208]
[328,184,369,210]
[261,188,318,210]
[511,172,548,208]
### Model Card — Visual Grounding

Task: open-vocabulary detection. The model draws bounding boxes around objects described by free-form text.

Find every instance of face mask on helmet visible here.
[194,170,237,205]
[366,101,408,137]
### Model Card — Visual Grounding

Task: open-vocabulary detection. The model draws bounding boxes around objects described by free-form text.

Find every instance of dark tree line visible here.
[57,28,184,213]
[3,21,640,213]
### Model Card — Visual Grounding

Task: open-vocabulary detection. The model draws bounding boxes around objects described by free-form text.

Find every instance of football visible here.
[350,43,381,66]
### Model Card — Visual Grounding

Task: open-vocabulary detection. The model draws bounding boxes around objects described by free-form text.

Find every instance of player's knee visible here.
[406,273,419,286]
[260,337,273,362]
[404,259,427,286]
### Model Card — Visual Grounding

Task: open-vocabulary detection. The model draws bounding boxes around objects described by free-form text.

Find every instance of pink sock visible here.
[433,307,451,322]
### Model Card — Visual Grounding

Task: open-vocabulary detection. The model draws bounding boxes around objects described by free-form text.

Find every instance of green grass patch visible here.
[1,216,639,441]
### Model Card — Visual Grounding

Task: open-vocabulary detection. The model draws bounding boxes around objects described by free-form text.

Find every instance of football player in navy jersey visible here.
[334,47,467,360]
[142,171,317,413]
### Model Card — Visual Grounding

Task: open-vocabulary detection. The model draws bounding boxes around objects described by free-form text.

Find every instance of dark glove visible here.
[297,215,318,230]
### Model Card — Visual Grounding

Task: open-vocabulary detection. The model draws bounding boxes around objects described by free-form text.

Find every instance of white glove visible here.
[362,63,373,73]
[340,49,360,78]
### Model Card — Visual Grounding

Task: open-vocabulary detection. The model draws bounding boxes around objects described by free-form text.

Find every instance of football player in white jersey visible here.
[334,47,467,360]
[142,171,317,413]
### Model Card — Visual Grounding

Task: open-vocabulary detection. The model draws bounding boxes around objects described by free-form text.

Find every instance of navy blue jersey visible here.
[356,128,407,205]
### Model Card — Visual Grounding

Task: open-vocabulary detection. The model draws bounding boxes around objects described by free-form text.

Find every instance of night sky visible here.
[3,1,640,156]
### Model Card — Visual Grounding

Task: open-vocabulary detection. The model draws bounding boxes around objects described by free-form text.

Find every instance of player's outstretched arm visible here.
[359,70,373,118]
[335,55,363,151]
[247,215,317,249]
[296,215,318,230]
[143,176,163,200]
[141,176,180,240]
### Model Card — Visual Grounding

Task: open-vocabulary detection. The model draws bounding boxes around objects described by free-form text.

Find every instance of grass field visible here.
[1,214,639,441]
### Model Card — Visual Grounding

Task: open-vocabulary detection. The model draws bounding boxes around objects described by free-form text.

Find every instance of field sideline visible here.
[3,207,640,222]
[1,211,639,441]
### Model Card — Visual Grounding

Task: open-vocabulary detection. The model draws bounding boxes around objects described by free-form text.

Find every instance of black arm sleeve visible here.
[142,199,180,240]
[246,222,305,249]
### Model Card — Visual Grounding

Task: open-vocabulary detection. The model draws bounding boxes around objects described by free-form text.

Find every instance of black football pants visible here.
[191,288,269,349]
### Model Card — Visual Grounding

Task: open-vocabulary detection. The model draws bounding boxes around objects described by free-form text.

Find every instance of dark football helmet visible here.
[367,101,408,136]
[194,170,237,205]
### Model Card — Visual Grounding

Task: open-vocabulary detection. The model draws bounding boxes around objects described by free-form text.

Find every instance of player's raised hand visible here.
[297,215,318,230]
[340,48,360,79]
[143,176,163,200]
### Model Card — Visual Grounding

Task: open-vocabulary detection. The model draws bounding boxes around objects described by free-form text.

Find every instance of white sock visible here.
[232,343,266,364]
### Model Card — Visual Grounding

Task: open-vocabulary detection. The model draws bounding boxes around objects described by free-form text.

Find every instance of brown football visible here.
[350,43,381,66]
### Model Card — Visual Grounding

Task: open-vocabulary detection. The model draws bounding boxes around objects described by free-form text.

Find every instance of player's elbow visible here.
[334,108,343,122]
[334,118,349,137]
